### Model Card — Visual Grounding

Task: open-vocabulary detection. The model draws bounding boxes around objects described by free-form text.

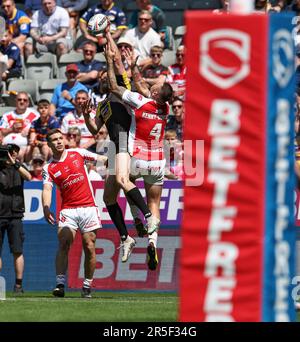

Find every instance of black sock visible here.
[106,203,128,241]
[126,187,152,219]
[15,278,22,287]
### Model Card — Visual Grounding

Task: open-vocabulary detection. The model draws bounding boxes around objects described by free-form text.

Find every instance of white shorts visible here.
[59,207,102,234]
[130,157,166,185]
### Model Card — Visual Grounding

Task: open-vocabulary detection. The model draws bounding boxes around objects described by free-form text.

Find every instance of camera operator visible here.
[0,143,31,294]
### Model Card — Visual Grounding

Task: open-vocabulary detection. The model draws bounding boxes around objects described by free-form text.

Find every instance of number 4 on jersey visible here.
[149,123,162,141]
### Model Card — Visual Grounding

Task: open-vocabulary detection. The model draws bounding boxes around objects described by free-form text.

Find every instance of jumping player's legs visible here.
[103,174,136,262]
[144,182,163,271]
[116,152,153,222]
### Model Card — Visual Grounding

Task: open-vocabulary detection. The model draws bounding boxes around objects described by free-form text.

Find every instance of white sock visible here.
[148,232,158,248]
[83,278,93,288]
[56,274,66,286]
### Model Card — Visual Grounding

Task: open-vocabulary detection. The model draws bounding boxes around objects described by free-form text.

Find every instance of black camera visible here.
[0,144,20,162]
[0,146,9,162]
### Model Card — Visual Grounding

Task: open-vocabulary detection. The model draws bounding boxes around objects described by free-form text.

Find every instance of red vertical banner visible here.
[180,13,267,321]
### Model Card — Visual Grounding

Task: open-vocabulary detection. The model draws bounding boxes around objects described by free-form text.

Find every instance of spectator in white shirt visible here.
[24,0,73,59]
[122,10,162,67]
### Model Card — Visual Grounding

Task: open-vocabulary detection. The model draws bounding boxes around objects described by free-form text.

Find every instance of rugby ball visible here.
[88,14,109,37]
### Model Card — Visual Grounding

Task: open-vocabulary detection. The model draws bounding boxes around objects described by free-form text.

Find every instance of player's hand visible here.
[81,98,93,117]
[43,207,56,225]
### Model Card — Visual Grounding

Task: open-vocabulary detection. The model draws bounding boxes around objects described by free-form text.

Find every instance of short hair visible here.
[150,45,163,55]
[82,41,97,50]
[172,96,184,105]
[16,91,29,99]
[138,10,152,18]
[165,129,177,138]
[68,127,81,137]
[160,83,173,103]
[46,128,62,143]
[75,89,89,98]
[37,99,50,106]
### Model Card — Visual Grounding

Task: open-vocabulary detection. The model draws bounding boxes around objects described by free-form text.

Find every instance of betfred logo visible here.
[272,29,294,88]
[200,29,251,89]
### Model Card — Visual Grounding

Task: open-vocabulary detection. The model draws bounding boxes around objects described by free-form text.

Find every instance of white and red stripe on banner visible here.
[181,12,267,321]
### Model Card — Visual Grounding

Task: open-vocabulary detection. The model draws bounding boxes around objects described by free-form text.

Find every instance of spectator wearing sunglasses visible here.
[166,97,184,142]
[30,154,45,181]
[76,41,106,90]
[65,127,81,149]
[0,92,39,139]
[141,45,168,87]
[166,45,186,99]
[122,10,163,67]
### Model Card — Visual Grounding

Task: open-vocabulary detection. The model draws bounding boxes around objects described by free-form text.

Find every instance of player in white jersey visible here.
[42,128,107,298]
[105,40,173,270]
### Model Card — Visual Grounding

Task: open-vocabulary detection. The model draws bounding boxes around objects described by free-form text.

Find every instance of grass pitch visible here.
[0,291,177,322]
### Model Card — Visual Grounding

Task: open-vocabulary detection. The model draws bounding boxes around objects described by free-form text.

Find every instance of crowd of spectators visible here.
[0,0,299,181]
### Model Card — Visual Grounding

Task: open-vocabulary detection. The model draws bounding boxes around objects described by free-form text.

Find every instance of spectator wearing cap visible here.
[76,41,106,90]
[24,0,73,59]
[79,0,127,50]
[116,36,139,77]
[49,63,88,120]
[30,154,45,181]
[122,10,163,66]
[141,45,168,87]
[27,99,60,162]
[0,29,22,81]
[1,0,31,54]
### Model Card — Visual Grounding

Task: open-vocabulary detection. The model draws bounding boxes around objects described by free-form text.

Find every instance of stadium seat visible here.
[0,106,15,117]
[58,52,83,78]
[123,1,138,20]
[160,1,188,31]
[189,0,222,10]
[161,49,176,67]
[40,79,66,103]
[25,53,57,85]
[8,79,39,104]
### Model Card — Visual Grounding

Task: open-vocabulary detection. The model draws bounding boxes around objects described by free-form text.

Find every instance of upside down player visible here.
[82,28,159,263]
[104,39,173,270]
[42,129,107,298]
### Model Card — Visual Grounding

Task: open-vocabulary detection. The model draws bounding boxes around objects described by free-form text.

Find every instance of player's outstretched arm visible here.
[104,41,126,99]
[42,183,55,225]
[81,98,104,135]
[124,48,150,98]
[104,29,125,76]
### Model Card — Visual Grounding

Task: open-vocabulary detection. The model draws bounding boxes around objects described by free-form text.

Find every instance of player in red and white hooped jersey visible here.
[105,41,173,270]
[0,92,39,136]
[42,128,107,298]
